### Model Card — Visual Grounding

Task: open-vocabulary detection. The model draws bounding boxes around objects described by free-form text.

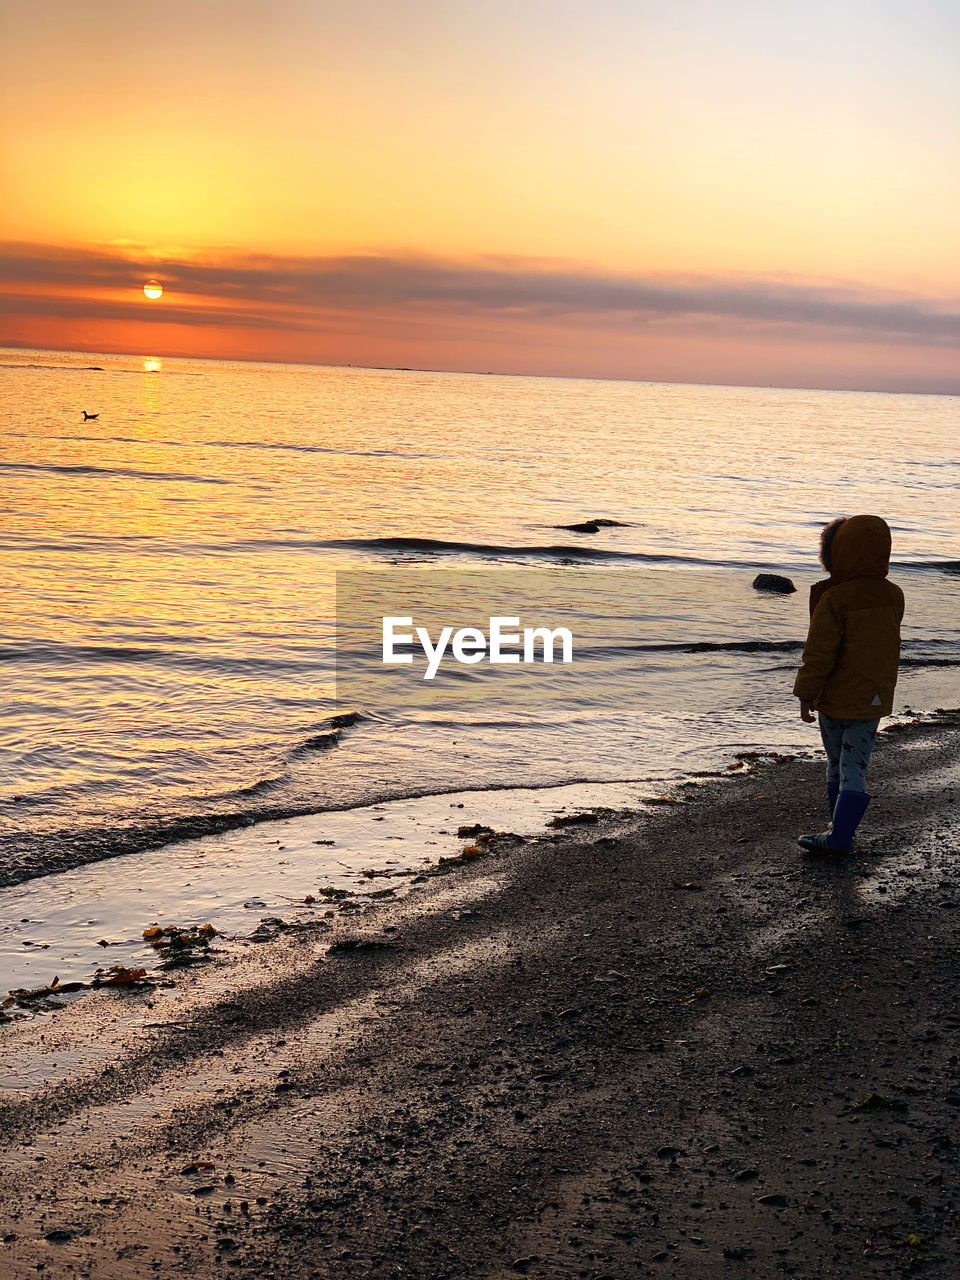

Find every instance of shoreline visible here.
[0,777,670,997]
[0,766,716,895]
[1,710,959,1277]
[0,698,943,898]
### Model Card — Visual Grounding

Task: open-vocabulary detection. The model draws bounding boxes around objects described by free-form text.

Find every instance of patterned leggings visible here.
[818,714,879,794]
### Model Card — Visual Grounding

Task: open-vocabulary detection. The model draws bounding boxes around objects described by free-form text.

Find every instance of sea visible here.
[2,347,958,888]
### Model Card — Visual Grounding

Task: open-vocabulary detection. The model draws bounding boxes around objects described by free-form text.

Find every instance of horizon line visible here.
[1,340,956,401]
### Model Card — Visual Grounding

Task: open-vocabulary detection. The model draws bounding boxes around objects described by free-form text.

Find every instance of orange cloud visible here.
[2,242,958,393]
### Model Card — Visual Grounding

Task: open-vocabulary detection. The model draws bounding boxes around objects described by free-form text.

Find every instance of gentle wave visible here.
[0,361,107,372]
[0,642,157,665]
[206,439,439,459]
[0,641,327,675]
[1,520,955,577]
[286,712,364,758]
[0,711,366,888]
[0,361,198,376]
[202,715,365,801]
[318,535,744,566]
[647,637,954,654]
[315,537,960,575]
[624,639,803,654]
[575,638,956,662]
[0,459,230,486]
[2,431,439,460]
[3,432,155,445]
[11,634,948,674]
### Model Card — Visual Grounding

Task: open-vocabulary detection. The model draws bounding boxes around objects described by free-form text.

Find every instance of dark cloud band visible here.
[1,242,957,348]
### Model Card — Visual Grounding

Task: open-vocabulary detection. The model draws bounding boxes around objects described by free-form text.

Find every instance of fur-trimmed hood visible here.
[811,514,892,615]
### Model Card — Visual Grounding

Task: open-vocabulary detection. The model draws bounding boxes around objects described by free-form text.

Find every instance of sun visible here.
[143,280,163,300]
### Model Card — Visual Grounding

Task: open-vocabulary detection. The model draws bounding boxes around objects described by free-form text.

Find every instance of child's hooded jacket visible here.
[793,514,904,719]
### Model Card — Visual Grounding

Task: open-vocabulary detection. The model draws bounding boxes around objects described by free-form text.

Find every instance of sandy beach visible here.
[1,711,959,1278]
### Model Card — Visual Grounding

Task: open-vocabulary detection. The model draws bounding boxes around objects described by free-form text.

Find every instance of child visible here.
[793,514,904,853]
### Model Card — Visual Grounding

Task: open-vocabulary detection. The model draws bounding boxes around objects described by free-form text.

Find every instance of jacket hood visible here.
[829,514,891,582]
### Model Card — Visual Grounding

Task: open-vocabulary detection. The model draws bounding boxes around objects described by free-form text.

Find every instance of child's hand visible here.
[799,699,816,724]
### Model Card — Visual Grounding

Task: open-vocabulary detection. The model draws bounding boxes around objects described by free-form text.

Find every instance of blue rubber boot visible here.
[799,789,870,855]
[827,779,839,820]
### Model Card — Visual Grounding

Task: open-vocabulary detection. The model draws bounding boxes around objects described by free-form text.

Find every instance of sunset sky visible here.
[1,0,958,390]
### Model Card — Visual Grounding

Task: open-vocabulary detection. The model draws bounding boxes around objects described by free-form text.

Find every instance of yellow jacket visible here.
[793,515,904,719]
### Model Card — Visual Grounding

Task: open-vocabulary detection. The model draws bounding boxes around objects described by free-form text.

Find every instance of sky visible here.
[1,0,958,391]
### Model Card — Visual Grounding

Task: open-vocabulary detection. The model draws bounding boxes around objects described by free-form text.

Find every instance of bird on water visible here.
[82,411,100,420]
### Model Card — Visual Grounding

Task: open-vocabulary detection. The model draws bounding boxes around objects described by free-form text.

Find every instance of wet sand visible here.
[1,711,959,1279]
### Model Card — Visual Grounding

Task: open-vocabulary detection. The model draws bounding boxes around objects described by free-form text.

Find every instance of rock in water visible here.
[752,573,796,594]
[554,517,631,533]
